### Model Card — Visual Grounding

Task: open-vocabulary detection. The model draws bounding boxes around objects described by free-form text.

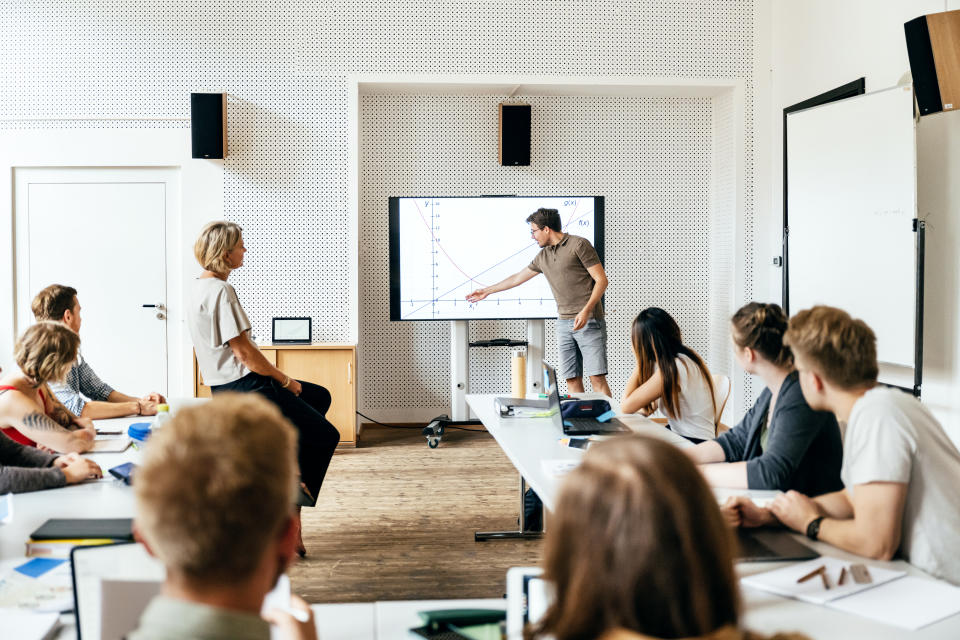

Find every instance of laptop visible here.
[542,362,629,436]
[735,528,820,562]
[71,542,165,640]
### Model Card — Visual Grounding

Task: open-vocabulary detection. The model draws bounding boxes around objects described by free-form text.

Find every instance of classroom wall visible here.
[1,1,765,412]
[360,94,729,419]
[769,0,960,444]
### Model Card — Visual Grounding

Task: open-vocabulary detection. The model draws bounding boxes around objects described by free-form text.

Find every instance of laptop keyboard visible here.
[564,417,629,433]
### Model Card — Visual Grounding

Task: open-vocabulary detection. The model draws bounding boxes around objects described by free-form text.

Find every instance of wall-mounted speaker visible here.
[191,92,227,158]
[905,10,960,116]
[499,103,531,166]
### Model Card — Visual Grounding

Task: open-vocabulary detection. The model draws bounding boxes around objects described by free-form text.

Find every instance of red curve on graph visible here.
[413,200,488,288]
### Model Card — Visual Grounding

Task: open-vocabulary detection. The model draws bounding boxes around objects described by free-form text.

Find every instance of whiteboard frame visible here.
[783,83,924,395]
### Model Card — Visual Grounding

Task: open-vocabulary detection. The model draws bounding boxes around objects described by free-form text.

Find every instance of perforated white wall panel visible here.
[2,0,757,418]
[361,95,730,411]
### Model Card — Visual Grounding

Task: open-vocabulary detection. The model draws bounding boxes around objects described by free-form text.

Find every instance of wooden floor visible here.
[290,425,543,603]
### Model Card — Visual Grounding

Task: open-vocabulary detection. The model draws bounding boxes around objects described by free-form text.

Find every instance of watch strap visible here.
[806,516,825,540]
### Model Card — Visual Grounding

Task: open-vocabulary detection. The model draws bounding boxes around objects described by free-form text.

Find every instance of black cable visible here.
[355,411,487,433]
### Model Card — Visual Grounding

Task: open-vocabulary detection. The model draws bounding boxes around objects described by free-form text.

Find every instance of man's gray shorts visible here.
[555,317,608,380]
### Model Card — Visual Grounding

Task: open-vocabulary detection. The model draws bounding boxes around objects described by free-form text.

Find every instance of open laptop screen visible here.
[542,363,565,430]
[71,542,165,640]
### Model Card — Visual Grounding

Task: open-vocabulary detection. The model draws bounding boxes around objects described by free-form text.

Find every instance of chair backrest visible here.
[711,373,732,434]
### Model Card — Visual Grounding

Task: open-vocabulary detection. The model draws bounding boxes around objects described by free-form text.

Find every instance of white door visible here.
[14,167,177,396]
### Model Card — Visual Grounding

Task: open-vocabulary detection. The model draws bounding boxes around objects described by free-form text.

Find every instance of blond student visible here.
[32,284,166,419]
[526,435,807,640]
[130,393,316,640]
[727,306,960,585]
[0,322,96,453]
[687,302,843,494]
[621,307,717,443]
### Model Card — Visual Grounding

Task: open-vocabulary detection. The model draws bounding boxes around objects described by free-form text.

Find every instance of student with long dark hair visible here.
[622,307,717,443]
[526,436,808,640]
[686,302,843,495]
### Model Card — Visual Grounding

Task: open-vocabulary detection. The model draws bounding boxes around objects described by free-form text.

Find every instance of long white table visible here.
[465,393,689,513]
[0,415,143,560]
[465,393,960,639]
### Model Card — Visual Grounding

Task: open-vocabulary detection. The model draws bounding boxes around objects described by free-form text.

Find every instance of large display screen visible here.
[389,196,604,321]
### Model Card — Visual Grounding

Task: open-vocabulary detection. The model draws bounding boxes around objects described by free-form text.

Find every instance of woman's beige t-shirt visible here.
[188,278,251,386]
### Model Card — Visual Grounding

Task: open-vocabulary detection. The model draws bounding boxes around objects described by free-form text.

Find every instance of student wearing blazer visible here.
[686,302,843,496]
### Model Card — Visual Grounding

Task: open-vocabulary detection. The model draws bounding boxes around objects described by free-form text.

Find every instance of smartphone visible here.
[108,462,138,486]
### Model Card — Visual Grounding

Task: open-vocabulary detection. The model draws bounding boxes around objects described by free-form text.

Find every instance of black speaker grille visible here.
[500,104,531,166]
[191,93,225,159]
[904,16,942,116]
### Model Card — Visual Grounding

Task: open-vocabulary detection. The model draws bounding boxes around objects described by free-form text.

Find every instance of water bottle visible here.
[153,403,171,429]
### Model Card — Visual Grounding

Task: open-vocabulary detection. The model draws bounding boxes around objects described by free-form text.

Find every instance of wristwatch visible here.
[806,516,825,540]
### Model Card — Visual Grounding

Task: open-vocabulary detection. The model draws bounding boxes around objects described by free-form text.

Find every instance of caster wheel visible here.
[428,437,440,448]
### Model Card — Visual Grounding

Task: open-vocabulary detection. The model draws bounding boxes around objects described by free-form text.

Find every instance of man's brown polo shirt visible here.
[528,233,604,320]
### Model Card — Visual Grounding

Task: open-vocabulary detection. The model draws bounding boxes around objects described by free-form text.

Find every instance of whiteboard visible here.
[787,84,918,369]
[389,196,600,321]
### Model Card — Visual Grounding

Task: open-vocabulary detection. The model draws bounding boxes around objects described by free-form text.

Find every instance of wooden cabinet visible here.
[194,343,357,446]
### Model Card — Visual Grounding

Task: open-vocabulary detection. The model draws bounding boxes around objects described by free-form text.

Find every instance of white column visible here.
[450,320,470,420]
[525,319,545,396]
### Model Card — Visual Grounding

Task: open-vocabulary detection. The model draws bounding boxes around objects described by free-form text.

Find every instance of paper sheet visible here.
[0,609,60,640]
[540,459,579,477]
[827,575,960,630]
[90,437,131,452]
[740,556,905,605]
[0,557,73,612]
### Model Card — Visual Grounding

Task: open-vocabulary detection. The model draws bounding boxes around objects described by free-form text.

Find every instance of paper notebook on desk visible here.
[741,556,960,629]
[90,437,131,452]
[741,556,905,605]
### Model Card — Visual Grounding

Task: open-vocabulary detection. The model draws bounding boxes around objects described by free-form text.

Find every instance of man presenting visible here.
[32,284,166,419]
[466,208,611,396]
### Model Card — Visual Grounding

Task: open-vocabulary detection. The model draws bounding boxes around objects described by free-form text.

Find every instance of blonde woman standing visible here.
[188,221,340,556]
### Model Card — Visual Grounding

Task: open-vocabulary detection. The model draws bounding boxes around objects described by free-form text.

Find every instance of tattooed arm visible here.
[42,384,95,432]
[2,391,94,453]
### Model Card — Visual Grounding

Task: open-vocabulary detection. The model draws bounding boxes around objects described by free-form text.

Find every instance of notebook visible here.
[31,518,134,541]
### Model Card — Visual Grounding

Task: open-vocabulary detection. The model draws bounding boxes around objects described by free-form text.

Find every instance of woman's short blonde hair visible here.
[14,321,81,385]
[134,393,297,583]
[194,220,243,275]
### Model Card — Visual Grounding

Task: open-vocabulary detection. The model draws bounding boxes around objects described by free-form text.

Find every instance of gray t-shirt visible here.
[187,278,251,386]
[843,386,960,584]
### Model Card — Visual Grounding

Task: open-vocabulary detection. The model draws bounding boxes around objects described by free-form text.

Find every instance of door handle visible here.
[142,303,166,311]
[347,362,353,385]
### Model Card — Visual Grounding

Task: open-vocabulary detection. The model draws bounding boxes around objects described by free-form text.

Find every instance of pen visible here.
[796,565,825,584]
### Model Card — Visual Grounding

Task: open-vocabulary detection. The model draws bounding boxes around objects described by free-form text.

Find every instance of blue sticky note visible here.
[14,558,67,578]
[595,410,617,423]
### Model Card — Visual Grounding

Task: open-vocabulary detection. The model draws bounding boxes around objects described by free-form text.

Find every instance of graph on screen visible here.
[389,196,603,321]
